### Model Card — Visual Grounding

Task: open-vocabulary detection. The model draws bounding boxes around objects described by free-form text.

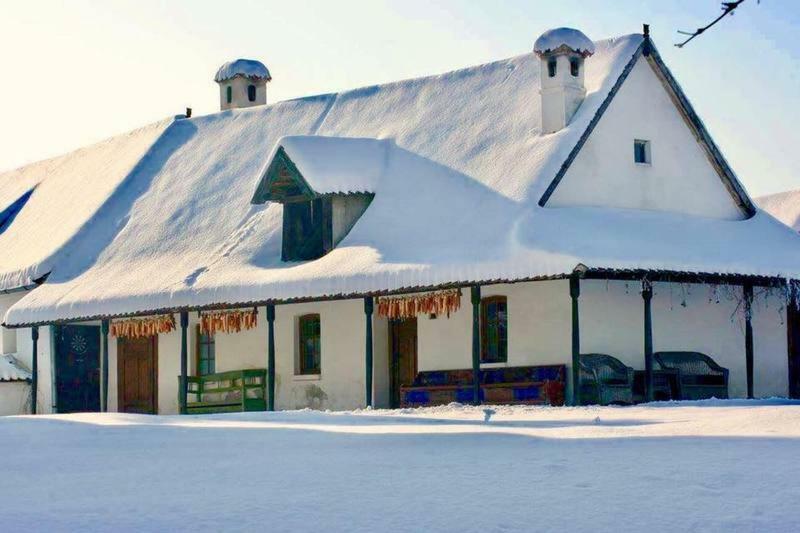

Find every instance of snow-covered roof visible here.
[5,33,800,326]
[214,59,271,83]
[0,119,173,291]
[0,354,30,382]
[534,27,596,56]
[757,189,800,232]
[253,136,391,199]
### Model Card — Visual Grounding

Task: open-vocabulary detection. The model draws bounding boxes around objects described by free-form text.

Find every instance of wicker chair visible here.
[653,351,729,400]
[578,353,634,405]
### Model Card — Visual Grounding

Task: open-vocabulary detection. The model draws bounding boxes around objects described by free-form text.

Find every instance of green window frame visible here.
[298,314,321,375]
[247,84,256,102]
[226,85,232,104]
[481,296,508,363]
[196,325,216,376]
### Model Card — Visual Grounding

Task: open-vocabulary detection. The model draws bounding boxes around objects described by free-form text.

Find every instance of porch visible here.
[23,272,798,415]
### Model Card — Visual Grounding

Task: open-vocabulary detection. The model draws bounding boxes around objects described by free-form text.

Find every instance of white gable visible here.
[547,55,745,220]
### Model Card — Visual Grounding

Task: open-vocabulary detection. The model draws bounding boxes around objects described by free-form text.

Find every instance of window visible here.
[247,84,256,102]
[481,296,508,363]
[196,326,215,376]
[570,57,580,77]
[226,85,232,104]
[282,198,328,261]
[547,58,557,78]
[634,139,651,164]
[298,314,321,375]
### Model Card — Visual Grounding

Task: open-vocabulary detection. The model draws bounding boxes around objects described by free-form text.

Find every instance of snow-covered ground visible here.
[3,400,800,532]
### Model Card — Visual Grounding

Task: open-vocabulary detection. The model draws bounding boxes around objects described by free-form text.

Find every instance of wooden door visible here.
[788,301,800,399]
[118,336,158,414]
[389,318,418,408]
[54,325,101,413]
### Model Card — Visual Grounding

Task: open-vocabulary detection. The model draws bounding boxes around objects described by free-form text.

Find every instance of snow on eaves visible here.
[214,59,271,83]
[0,354,30,382]
[12,33,800,326]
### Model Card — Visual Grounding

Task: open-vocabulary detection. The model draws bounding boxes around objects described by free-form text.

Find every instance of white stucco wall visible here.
[15,324,53,413]
[0,381,29,415]
[219,77,267,111]
[548,56,744,220]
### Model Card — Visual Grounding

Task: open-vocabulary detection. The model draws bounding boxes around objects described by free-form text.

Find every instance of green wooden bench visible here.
[181,369,267,414]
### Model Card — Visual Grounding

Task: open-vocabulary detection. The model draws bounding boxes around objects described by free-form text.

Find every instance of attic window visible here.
[547,58,557,77]
[247,84,256,102]
[226,86,232,104]
[570,57,580,77]
[283,198,329,261]
[634,139,651,165]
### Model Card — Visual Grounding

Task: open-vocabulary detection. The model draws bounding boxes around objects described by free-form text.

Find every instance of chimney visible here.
[533,28,595,134]
[214,59,272,111]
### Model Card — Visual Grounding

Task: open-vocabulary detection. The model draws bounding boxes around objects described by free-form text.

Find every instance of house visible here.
[3,26,800,415]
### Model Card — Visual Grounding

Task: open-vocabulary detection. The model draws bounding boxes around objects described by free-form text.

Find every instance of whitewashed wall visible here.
[548,56,743,220]
[0,382,29,415]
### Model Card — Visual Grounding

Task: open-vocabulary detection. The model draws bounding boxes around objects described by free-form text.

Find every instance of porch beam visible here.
[471,285,481,405]
[266,304,276,411]
[31,326,39,415]
[642,280,654,402]
[570,275,581,406]
[179,311,188,415]
[101,320,109,412]
[364,296,374,408]
[744,283,754,399]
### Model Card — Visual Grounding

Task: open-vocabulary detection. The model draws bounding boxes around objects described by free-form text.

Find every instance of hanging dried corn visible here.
[376,289,461,320]
[199,307,259,336]
[110,314,176,338]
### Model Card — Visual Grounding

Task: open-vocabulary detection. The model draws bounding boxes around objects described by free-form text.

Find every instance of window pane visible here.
[300,315,321,374]
[482,297,508,363]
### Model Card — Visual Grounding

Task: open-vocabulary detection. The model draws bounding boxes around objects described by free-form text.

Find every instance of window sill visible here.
[480,362,508,369]
[293,373,321,382]
[635,162,652,167]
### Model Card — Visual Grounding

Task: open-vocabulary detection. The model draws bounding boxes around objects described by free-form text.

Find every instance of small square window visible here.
[634,140,651,165]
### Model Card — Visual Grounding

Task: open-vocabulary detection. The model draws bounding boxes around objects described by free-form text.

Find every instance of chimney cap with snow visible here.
[214,59,272,83]
[534,28,595,58]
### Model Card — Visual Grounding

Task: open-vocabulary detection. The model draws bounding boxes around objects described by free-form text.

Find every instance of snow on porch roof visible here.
[0,354,31,382]
[252,136,391,201]
[8,32,800,327]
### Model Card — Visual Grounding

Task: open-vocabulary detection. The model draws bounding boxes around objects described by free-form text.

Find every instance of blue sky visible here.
[1,0,797,196]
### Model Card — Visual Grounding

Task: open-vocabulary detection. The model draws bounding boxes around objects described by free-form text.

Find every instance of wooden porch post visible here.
[744,283,754,399]
[364,296,374,408]
[642,280,654,402]
[179,311,189,415]
[30,326,39,415]
[471,285,481,405]
[266,304,276,411]
[101,320,109,412]
[570,275,581,406]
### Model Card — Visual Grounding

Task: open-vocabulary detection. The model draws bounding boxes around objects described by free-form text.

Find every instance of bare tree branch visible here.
[675,0,748,48]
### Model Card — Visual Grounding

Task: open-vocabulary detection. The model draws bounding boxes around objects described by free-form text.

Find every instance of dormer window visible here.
[251,137,385,263]
[634,139,651,165]
[247,84,256,102]
[570,57,580,77]
[226,86,232,104]
[547,58,557,77]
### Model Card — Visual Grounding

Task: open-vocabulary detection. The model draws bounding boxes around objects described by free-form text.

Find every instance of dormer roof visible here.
[252,136,391,203]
